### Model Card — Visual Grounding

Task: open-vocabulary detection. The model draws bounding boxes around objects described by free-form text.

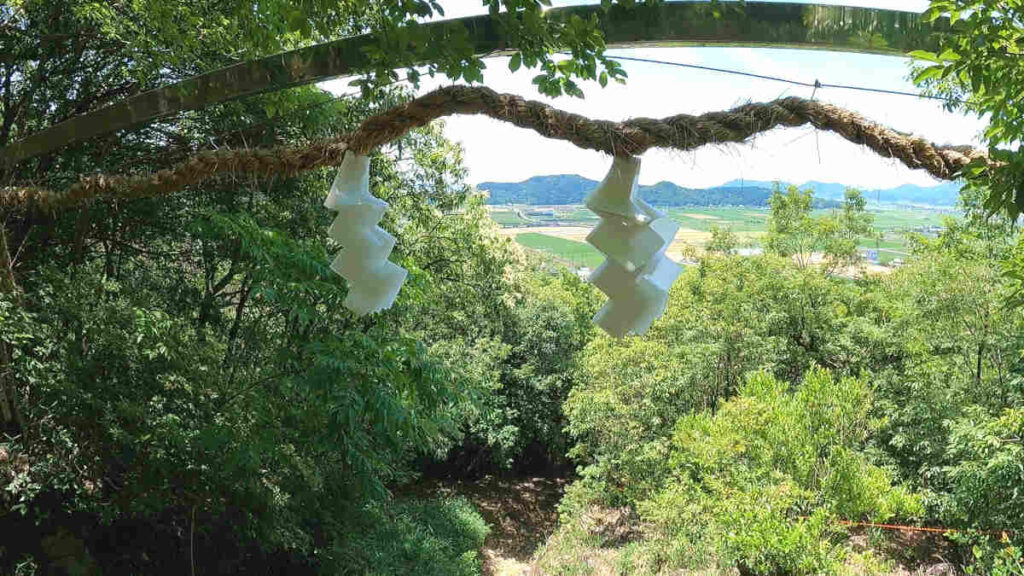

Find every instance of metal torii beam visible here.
[0,2,942,165]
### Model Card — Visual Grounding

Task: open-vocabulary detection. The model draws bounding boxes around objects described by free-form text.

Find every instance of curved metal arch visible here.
[1,2,943,165]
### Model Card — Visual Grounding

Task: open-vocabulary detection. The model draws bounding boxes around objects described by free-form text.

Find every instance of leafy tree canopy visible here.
[912,0,1024,216]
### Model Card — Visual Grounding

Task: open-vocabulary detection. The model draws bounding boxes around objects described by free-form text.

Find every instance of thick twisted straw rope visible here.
[1,85,988,211]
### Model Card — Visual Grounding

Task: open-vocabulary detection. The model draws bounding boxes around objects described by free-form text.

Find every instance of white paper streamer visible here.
[324,154,407,315]
[585,156,681,338]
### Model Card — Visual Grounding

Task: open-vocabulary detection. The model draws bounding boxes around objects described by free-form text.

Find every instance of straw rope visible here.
[0,85,990,212]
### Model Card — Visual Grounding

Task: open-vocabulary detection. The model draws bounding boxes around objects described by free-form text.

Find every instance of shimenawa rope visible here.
[0,85,989,212]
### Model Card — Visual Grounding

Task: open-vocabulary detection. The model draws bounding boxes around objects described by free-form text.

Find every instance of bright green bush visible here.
[961,540,1024,576]
[564,336,691,504]
[557,191,1024,576]
[640,368,921,575]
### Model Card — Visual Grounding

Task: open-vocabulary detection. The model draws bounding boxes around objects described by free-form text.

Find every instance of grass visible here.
[868,209,952,230]
[488,209,530,226]
[515,233,604,268]
[664,207,769,232]
[557,207,600,223]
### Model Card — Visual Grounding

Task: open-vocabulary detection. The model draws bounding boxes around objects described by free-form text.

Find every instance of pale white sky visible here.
[322,0,987,189]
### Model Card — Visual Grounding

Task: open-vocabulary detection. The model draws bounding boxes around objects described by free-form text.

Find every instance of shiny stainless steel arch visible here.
[1,2,943,165]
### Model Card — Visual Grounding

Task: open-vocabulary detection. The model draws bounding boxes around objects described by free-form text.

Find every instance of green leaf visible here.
[908,50,941,63]
[913,65,944,84]
[509,52,522,72]
[938,49,961,62]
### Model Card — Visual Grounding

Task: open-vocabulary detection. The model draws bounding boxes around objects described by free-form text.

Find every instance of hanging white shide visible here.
[324,153,407,315]
[585,156,681,338]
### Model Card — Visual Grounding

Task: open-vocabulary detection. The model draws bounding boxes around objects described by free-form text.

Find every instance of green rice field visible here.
[514,232,604,268]
[492,205,956,268]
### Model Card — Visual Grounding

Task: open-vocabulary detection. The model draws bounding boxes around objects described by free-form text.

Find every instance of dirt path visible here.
[414,476,567,576]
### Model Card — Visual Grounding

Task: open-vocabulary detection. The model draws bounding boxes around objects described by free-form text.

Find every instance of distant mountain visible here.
[870,182,961,205]
[477,175,839,208]
[479,175,595,205]
[721,179,962,206]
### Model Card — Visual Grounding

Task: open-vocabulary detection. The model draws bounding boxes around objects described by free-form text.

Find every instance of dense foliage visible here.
[912,0,1024,217]
[4,1,1024,574]
[0,2,596,572]
[0,106,592,572]
[643,369,920,574]
[332,496,489,576]
[547,187,1024,575]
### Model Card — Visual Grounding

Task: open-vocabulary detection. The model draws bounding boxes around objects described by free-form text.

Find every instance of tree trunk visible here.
[975,342,984,386]
[0,220,16,295]
[0,221,24,435]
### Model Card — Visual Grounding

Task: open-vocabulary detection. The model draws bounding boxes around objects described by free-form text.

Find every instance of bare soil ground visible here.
[414,476,567,576]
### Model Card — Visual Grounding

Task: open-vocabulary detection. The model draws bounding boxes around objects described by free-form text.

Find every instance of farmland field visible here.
[514,232,605,268]
[490,204,956,268]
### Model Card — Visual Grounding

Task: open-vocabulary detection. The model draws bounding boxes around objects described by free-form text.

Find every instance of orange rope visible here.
[799,516,1014,538]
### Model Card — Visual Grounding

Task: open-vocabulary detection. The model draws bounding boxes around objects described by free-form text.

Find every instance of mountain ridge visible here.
[477,175,961,207]
[715,178,959,205]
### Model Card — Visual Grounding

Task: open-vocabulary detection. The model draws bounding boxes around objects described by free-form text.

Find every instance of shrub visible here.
[641,368,921,575]
[942,407,1024,532]
[329,496,488,576]
[564,336,689,504]
[468,268,599,471]
[938,408,1024,573]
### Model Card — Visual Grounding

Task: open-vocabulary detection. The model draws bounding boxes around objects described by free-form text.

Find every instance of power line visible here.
[19,52,964,183]
[604,53,965,104]
[132,52,961,168]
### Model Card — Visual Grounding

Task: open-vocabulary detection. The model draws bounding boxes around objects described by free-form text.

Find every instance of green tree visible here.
[565,335,695,503]
[944,407,1024,531]
[468,267,599,471]
[821,189,878,273]
[642,369,921,576]
[549,368,923,576]
[0,76,542,575]
[0,118,515,572]
[355,0,630,97]
[0,0,639,564]
[911,0,1024,216]
[565,253,865,506]
[766,185,875,273]
[766,185,819,268]
[705,224,739,255]
[861,190,1024,484]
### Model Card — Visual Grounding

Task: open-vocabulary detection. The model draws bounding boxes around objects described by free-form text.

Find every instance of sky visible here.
[321,0,988,190]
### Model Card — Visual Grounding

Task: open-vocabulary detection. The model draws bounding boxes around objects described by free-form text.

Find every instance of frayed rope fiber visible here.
[1,85,990,211]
